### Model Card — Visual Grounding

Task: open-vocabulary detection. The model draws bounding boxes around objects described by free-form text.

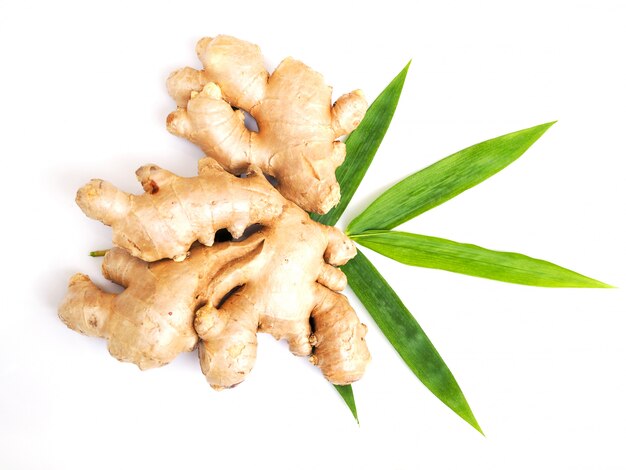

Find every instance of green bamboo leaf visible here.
[343,249,483,433]
[352,230,611,288]
[312,60,411,226]
[334,384,359,423]
[347,121,556,234]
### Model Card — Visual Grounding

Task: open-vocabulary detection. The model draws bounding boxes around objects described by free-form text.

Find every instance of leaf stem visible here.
[89,249,109,257]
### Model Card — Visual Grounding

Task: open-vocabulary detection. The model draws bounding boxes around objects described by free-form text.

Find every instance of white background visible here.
[1,1,625,468]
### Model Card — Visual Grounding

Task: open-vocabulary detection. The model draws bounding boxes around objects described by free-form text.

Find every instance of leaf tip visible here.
[395,59,411,84]
[334,384,360,423]
[538,120,558,133]
[460,407,484,435]
[472,420,485,436]
[574,273,613,288]
[565,273,614,289]
[590,280,615,289]
[529,120,557,137]
[545,120,558,130]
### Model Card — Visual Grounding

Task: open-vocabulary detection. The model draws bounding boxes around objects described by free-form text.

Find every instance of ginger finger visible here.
[75,157,284,262]
[166,35,368,214]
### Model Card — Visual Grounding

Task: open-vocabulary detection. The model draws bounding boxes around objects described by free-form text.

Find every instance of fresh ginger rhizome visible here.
[59,35,371,389]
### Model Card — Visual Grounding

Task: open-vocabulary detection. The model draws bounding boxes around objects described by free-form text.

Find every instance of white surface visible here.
[1,1,625,468]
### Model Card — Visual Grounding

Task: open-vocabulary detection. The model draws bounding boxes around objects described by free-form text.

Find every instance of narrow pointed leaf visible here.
[334,384,359,423]
[344,249,482,433]
[352,230,611,288]
[347,121,556,234]
[312,61,411,226]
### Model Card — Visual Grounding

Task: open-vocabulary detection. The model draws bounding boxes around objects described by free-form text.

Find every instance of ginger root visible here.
[166,35,368,214]
[60,159,370,386]
[58,244,249,369]
[197,204,369,389]
[76,158,283,262]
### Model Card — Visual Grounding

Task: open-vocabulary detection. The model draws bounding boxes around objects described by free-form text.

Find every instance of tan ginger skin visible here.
[75,157,284,262]
[196,204,369,389]
[166,35,368,215]
[59,159,370,387]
